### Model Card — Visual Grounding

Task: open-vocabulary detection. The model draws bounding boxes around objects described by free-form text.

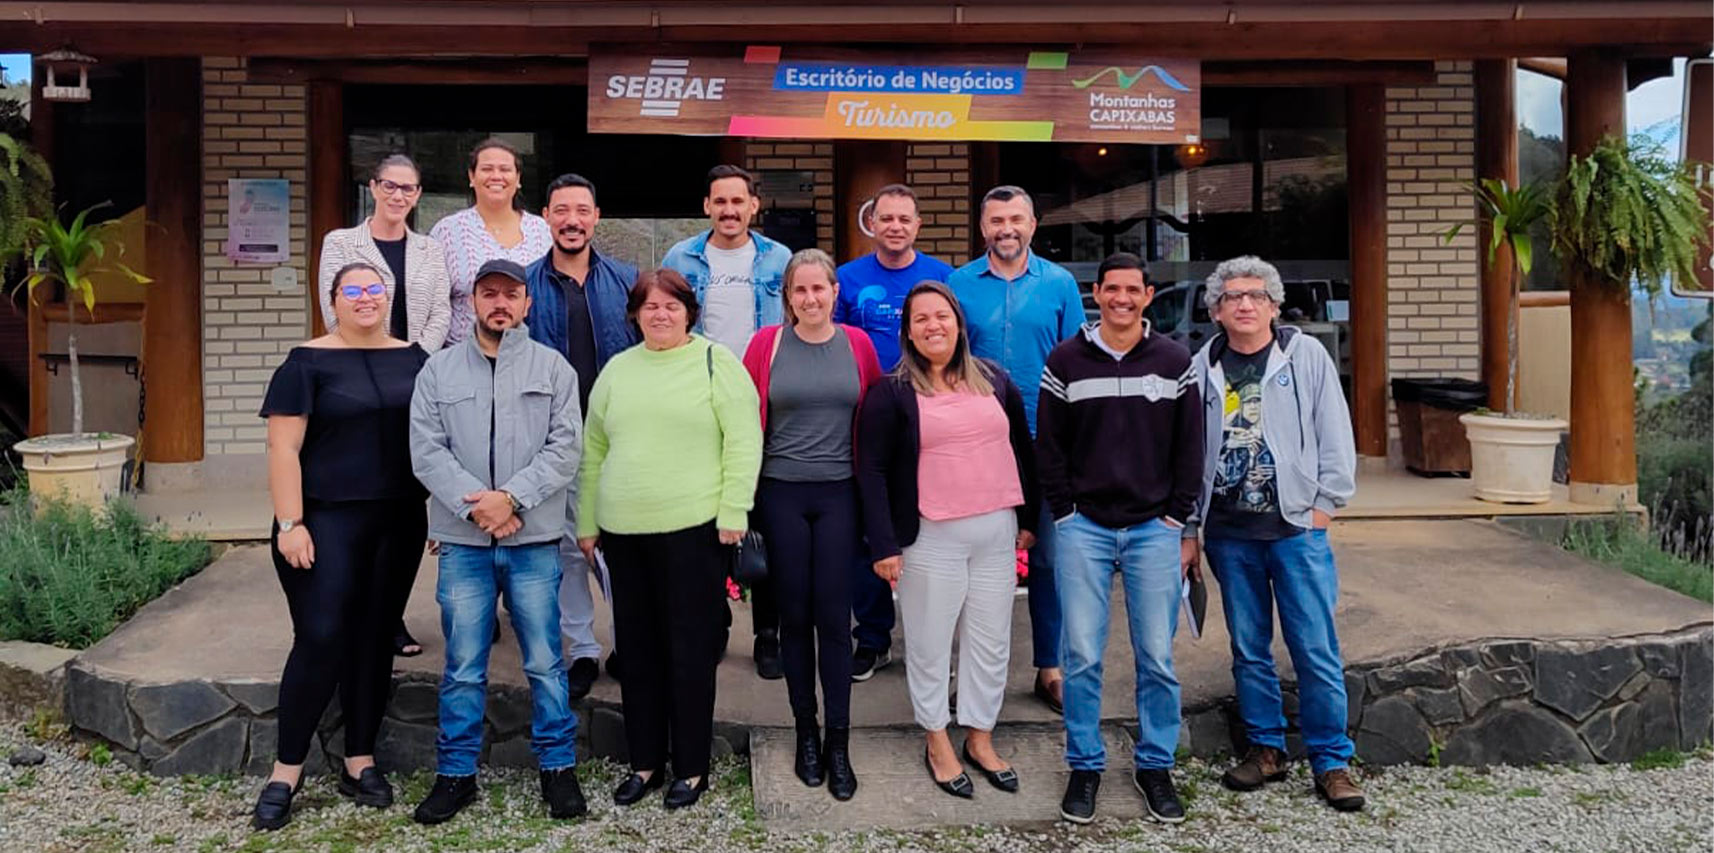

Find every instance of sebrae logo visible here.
[1071,65,1191,92]
[605,58,727,117]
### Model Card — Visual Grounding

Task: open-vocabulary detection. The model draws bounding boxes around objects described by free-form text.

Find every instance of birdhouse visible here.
[39,49,96,102]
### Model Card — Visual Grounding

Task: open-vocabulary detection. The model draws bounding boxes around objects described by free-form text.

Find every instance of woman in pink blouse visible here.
[429,137,553,347]
[853,281,1039,800]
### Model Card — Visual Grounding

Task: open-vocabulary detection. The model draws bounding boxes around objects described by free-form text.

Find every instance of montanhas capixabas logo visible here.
[1072,65,1191,92]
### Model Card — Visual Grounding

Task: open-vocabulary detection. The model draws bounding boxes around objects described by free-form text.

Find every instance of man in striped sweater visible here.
[1037,252,1204,825]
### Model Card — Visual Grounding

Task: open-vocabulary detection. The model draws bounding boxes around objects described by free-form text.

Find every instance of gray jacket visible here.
[1189,326,1355,535]
[410,324,582,547]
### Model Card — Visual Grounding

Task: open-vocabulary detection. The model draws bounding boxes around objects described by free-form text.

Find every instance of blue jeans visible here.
[850,544,894,654]
[1056,513,1182,771]
[1205,531,1354,775]
[435,542,579,776]
[1029,505,1062,669]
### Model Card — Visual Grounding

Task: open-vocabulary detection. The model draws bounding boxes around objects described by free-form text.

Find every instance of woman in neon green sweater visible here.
[576,268,762,811]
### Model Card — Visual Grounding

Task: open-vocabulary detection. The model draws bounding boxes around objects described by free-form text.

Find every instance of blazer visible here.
[319,220,453,350]
[854,359,1040,562]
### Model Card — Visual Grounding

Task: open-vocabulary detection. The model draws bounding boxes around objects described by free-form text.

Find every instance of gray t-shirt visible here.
[763,325,862,482]
[702,240,757,356]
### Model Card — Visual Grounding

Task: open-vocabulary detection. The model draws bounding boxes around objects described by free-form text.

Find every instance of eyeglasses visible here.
[1218,290,1274,306]
[339,283,387,300]
[375,179,421,196]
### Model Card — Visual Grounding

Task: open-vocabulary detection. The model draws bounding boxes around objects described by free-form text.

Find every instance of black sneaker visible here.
[1060,769,1101,824]
[851,648,891,683]
[412,774,477,825]
[754,631,784,680]
[566,657,599,701]
[540,767,587,819]
[1134,769,1186,824]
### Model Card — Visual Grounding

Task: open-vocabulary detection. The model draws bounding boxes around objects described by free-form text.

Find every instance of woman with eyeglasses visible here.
[430,137,554,347]
[252,262,430,831]
[318,154,453,351]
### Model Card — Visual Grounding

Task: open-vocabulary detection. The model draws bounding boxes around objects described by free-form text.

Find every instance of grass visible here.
[0,486,211,648]
[1631,748,1687,771]
[1564,515,1713,603]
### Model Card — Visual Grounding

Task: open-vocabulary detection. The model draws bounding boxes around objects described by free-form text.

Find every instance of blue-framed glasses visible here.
[340,283,387,300]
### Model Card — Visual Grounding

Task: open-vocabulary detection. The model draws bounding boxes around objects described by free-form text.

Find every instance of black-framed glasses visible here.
[375,179,421,196]
[340,283,387,299]
[1218,290,1274,306]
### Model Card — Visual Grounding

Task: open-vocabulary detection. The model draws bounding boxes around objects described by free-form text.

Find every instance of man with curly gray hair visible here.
[1188,255,1364,812]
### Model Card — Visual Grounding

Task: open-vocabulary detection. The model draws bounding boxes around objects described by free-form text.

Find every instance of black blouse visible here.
[259,344,429,503]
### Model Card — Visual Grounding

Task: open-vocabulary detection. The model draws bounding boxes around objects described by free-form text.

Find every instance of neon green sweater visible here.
[576,335,762,537]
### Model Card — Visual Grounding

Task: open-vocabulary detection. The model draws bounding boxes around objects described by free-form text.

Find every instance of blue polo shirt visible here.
[948,251,1085,434]
[834,251,954,370]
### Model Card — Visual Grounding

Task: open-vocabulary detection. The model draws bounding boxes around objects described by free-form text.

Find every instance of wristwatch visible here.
[501,491,520,511]
[277,518,302,534]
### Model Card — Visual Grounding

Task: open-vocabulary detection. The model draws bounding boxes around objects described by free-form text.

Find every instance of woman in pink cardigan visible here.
[740,248,883,803]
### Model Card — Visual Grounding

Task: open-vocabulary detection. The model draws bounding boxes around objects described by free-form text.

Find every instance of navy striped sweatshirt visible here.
[1035,323,1205,530]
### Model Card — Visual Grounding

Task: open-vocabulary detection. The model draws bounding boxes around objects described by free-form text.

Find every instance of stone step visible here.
[750,723,1148,831]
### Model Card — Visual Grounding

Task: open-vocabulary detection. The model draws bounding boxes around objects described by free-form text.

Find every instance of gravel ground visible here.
[0,716,1709,853]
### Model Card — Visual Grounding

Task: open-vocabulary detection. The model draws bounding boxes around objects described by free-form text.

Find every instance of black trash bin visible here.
[1391,377,1488,475]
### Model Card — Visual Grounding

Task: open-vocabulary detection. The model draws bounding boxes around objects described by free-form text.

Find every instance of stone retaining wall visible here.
[65,626,1711,775]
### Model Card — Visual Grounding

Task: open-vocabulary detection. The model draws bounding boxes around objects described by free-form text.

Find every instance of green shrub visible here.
[0,488,211,648]
[1564,516,1713,603]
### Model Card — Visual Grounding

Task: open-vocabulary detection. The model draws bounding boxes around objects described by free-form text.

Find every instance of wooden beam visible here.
[1347,83,1388,459]
[1518,290,1570,308]
[833,141,907,264]
[247,58,588,86]
[1565,49,1634,505]
[26,71,53,438]
[1204,60,1437,87]
[142,58,204,464]
[1476,59,1519,413]
[307,80,345,338]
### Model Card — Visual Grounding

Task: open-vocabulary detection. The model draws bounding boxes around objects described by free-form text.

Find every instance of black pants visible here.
[273,498,426,766]
[603,521,727,779]
[754,478,857,729]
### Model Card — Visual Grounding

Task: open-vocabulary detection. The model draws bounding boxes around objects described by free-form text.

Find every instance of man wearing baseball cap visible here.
[409,258,587,824]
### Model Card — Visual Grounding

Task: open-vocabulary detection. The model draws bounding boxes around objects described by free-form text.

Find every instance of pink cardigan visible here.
[741,323,884,432]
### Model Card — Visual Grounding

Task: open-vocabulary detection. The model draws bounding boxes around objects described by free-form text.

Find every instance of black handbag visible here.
[730,529,768,586]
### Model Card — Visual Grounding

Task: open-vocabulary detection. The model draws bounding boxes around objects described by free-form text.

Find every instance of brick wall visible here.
[906,143,973,265]
[744,141,835,249]
[1384,60,1480,438]
[200,57,309,456]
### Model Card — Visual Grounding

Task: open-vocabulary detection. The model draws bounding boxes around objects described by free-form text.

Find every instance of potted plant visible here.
[10,203,150,509]
[1446,178,1568,503]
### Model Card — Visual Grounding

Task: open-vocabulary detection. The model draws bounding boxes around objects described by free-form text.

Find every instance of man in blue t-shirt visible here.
[833,183,952,682]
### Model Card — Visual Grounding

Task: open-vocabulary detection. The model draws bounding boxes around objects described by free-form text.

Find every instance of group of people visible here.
[252,138,1366,832]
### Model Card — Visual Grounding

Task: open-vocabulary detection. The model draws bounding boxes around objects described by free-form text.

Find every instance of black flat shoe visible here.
[924,748,973,799]
[961,742,1019,793]
[663,775,709,810]
[612,770,664,806]
[337,766,395,808]
[394,623,423,657]
[251,780,297,831]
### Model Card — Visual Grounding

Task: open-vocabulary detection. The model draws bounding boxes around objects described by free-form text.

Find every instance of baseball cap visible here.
[474,258,528,287]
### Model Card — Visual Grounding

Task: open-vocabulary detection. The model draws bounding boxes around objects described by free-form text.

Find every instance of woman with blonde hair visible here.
[854,281,1039,799]
[739,248,883,800]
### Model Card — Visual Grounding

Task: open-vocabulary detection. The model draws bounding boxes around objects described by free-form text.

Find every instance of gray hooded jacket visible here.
[410,324,582,547]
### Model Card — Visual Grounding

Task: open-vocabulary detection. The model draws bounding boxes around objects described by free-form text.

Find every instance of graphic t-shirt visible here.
[834,251,954,370]
[1208,344,1303,540]
[702,241,758,356]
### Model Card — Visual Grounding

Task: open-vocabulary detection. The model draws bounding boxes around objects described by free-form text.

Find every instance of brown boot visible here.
[1314,768,1366,812]
[1221,746,1287,791]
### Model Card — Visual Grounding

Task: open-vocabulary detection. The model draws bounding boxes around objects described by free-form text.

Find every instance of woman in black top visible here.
[251,262,429,831]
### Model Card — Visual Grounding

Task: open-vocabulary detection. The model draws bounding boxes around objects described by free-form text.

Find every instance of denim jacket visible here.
[409,324,583,547]
[660,229,792,332]
[523,248,640,372]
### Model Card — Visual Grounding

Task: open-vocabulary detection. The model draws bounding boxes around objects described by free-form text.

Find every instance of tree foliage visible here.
[0,132,53,267]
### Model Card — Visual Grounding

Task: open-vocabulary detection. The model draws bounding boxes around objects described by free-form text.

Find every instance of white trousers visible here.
[898,509,1018,732]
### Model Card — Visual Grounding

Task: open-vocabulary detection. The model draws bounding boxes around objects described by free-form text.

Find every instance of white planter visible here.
[1459,413,1567,504]
[13,433,136,511]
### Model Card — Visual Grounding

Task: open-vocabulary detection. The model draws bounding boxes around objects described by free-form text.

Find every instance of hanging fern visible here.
[1553,134,1713,299]
[0,132,54,266]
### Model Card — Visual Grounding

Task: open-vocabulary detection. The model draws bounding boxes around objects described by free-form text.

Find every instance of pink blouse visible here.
[915,390,1024,522]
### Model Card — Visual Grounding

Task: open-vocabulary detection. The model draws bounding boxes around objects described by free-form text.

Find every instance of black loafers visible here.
[612,770,664,806]
[251,780,297,831]
[663,775,710,810]
[337,766,394,809]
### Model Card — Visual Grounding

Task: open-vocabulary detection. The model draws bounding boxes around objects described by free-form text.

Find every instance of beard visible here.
[987,233,1026,261]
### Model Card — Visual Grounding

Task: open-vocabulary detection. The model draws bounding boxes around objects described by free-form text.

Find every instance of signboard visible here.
[225,178,291,264]
[589,46,1200,144]
[1676,58,1712,297]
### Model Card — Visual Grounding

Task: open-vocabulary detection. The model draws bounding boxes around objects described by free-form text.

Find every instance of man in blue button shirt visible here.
[834,183,953,683]
[949,184,1085,715]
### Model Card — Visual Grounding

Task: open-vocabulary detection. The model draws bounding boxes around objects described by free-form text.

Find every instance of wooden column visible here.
[1347,84,1388,458]
[1475,59,1519,412]
[833,141,907,263]
[26,71,55,437]
[1565,50,1634,505]
[307,80,345,338]
[142,58,205,463]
